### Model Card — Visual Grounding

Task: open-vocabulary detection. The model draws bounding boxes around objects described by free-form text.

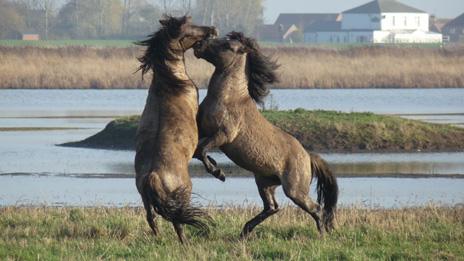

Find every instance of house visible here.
[22,33,40,41]
[304,0,443,44]
[442,13,464,42]
[429,16,451,33]
[257,13,340,42]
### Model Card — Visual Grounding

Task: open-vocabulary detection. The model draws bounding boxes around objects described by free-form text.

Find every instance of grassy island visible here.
[62,110,464,153]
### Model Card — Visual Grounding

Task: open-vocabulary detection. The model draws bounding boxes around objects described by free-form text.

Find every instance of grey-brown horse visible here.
[134,16,217,243]
[194,32,338,238]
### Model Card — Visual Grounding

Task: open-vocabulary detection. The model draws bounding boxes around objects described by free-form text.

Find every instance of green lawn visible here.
[0,206,462,260]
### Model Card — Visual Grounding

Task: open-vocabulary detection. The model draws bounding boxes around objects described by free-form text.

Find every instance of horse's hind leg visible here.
[142,197,159,236]
[240,175,280,238]
[173,223,187,244]
[282,172,324,236]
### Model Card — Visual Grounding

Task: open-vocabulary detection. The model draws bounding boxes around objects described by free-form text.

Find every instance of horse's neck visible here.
[208,59,248,101]
[151,42,192,91]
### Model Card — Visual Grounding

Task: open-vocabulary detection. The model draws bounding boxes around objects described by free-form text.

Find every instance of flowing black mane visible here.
[228,32,279,104]
[136,16,188,92]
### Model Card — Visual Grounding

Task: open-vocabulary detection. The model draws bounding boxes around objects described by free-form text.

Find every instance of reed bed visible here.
[1,45,464,89]
[0,206,462,260]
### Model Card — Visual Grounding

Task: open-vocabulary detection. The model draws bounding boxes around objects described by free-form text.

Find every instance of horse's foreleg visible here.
[195,132,228,181]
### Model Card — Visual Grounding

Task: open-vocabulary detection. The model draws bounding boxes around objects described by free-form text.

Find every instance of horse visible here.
[134,15,217,243]
[193,32,339,238]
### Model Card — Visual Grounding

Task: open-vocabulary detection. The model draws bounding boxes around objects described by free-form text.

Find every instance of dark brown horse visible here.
[134,16,217,243]
[194,32,338,238]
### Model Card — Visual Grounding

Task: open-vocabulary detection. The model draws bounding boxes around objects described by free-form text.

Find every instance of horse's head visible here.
[193,32,250,68]
[137,16,218,79]
[194,32,279,104]
[160,15,218,51]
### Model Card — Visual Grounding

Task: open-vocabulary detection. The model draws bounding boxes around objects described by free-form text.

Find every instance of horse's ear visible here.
[228,41,246,54]
[159,19,169,26]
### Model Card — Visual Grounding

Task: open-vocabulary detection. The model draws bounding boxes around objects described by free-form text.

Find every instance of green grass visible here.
[0,206,462,260]
[63,109,464,152]
[0,39,136,47]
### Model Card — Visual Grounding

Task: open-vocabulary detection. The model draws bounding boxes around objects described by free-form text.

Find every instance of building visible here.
[257,13,339,42]
[22,33,40,41]
[442,13,464,42]
[304,0,442,44]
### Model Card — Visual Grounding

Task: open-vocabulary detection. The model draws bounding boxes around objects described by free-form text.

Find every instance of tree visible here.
[54,0,123,38]
[0,0,25,39]
[122,0,161,38]
[193,0,263,35]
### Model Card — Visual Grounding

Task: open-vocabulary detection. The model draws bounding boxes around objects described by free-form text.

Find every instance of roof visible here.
[274,13,339,29]
[343,0,426,14]
[444,13,464,28]
[304,21,342,32]
[430,18,451,33]
[256,24,282,41]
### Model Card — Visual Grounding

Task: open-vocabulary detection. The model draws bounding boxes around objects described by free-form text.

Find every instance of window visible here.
[392,16,396,26]
[416,16,420,27]
[404,16,407,26]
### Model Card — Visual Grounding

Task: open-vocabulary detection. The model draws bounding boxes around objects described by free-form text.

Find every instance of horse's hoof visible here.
[213,169,226,182]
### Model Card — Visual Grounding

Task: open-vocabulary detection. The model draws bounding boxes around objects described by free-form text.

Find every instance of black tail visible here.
[142,178,211,233]
[309,152,339,231]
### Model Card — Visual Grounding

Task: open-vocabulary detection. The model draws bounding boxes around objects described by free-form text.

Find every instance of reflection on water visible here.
[0,176,462,208]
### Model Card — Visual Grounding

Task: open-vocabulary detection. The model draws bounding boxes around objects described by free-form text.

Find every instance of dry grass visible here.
[0,206,463,260]
[1,45,464,88]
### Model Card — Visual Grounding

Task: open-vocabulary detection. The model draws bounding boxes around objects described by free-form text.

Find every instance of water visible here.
[0,89,463,208]
[1,89,463,124]
[1,176,462,208]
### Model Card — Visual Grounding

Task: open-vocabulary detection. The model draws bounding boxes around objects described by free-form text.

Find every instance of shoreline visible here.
[2,86,464,90]
[1,172,463,179]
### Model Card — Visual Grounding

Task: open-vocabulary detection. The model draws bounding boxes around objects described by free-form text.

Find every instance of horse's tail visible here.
[142,176,211,232]
[309,152,339,231]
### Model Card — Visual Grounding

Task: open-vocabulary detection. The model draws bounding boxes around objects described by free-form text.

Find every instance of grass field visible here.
[63,110,464,153]
[0,206,462,260]
[1,44,463,89]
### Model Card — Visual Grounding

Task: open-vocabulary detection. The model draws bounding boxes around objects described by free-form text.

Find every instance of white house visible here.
[304,0,443,44]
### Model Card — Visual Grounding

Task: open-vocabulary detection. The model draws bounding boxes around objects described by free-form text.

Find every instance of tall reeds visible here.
[1,45,463,89]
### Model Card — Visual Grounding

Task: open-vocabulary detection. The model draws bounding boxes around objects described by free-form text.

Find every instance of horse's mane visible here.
[228,32,279,104]
[136,16,188,92]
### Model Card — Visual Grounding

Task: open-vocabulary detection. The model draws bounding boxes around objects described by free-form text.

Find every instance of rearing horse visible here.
[194,32,338,238]
[134,16,217,243]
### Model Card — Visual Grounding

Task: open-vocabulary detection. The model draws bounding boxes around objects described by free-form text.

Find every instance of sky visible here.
[263,0,464,23]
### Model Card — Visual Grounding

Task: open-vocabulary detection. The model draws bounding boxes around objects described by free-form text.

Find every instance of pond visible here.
[0,89,463,208]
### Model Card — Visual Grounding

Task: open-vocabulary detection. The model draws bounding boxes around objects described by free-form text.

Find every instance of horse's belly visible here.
[221,143,280,176]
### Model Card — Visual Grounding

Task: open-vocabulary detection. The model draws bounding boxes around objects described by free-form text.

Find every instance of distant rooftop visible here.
[445,12,464,27]
[274,13,339,28]
[304,21,342,33]
[343,0,426,14]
